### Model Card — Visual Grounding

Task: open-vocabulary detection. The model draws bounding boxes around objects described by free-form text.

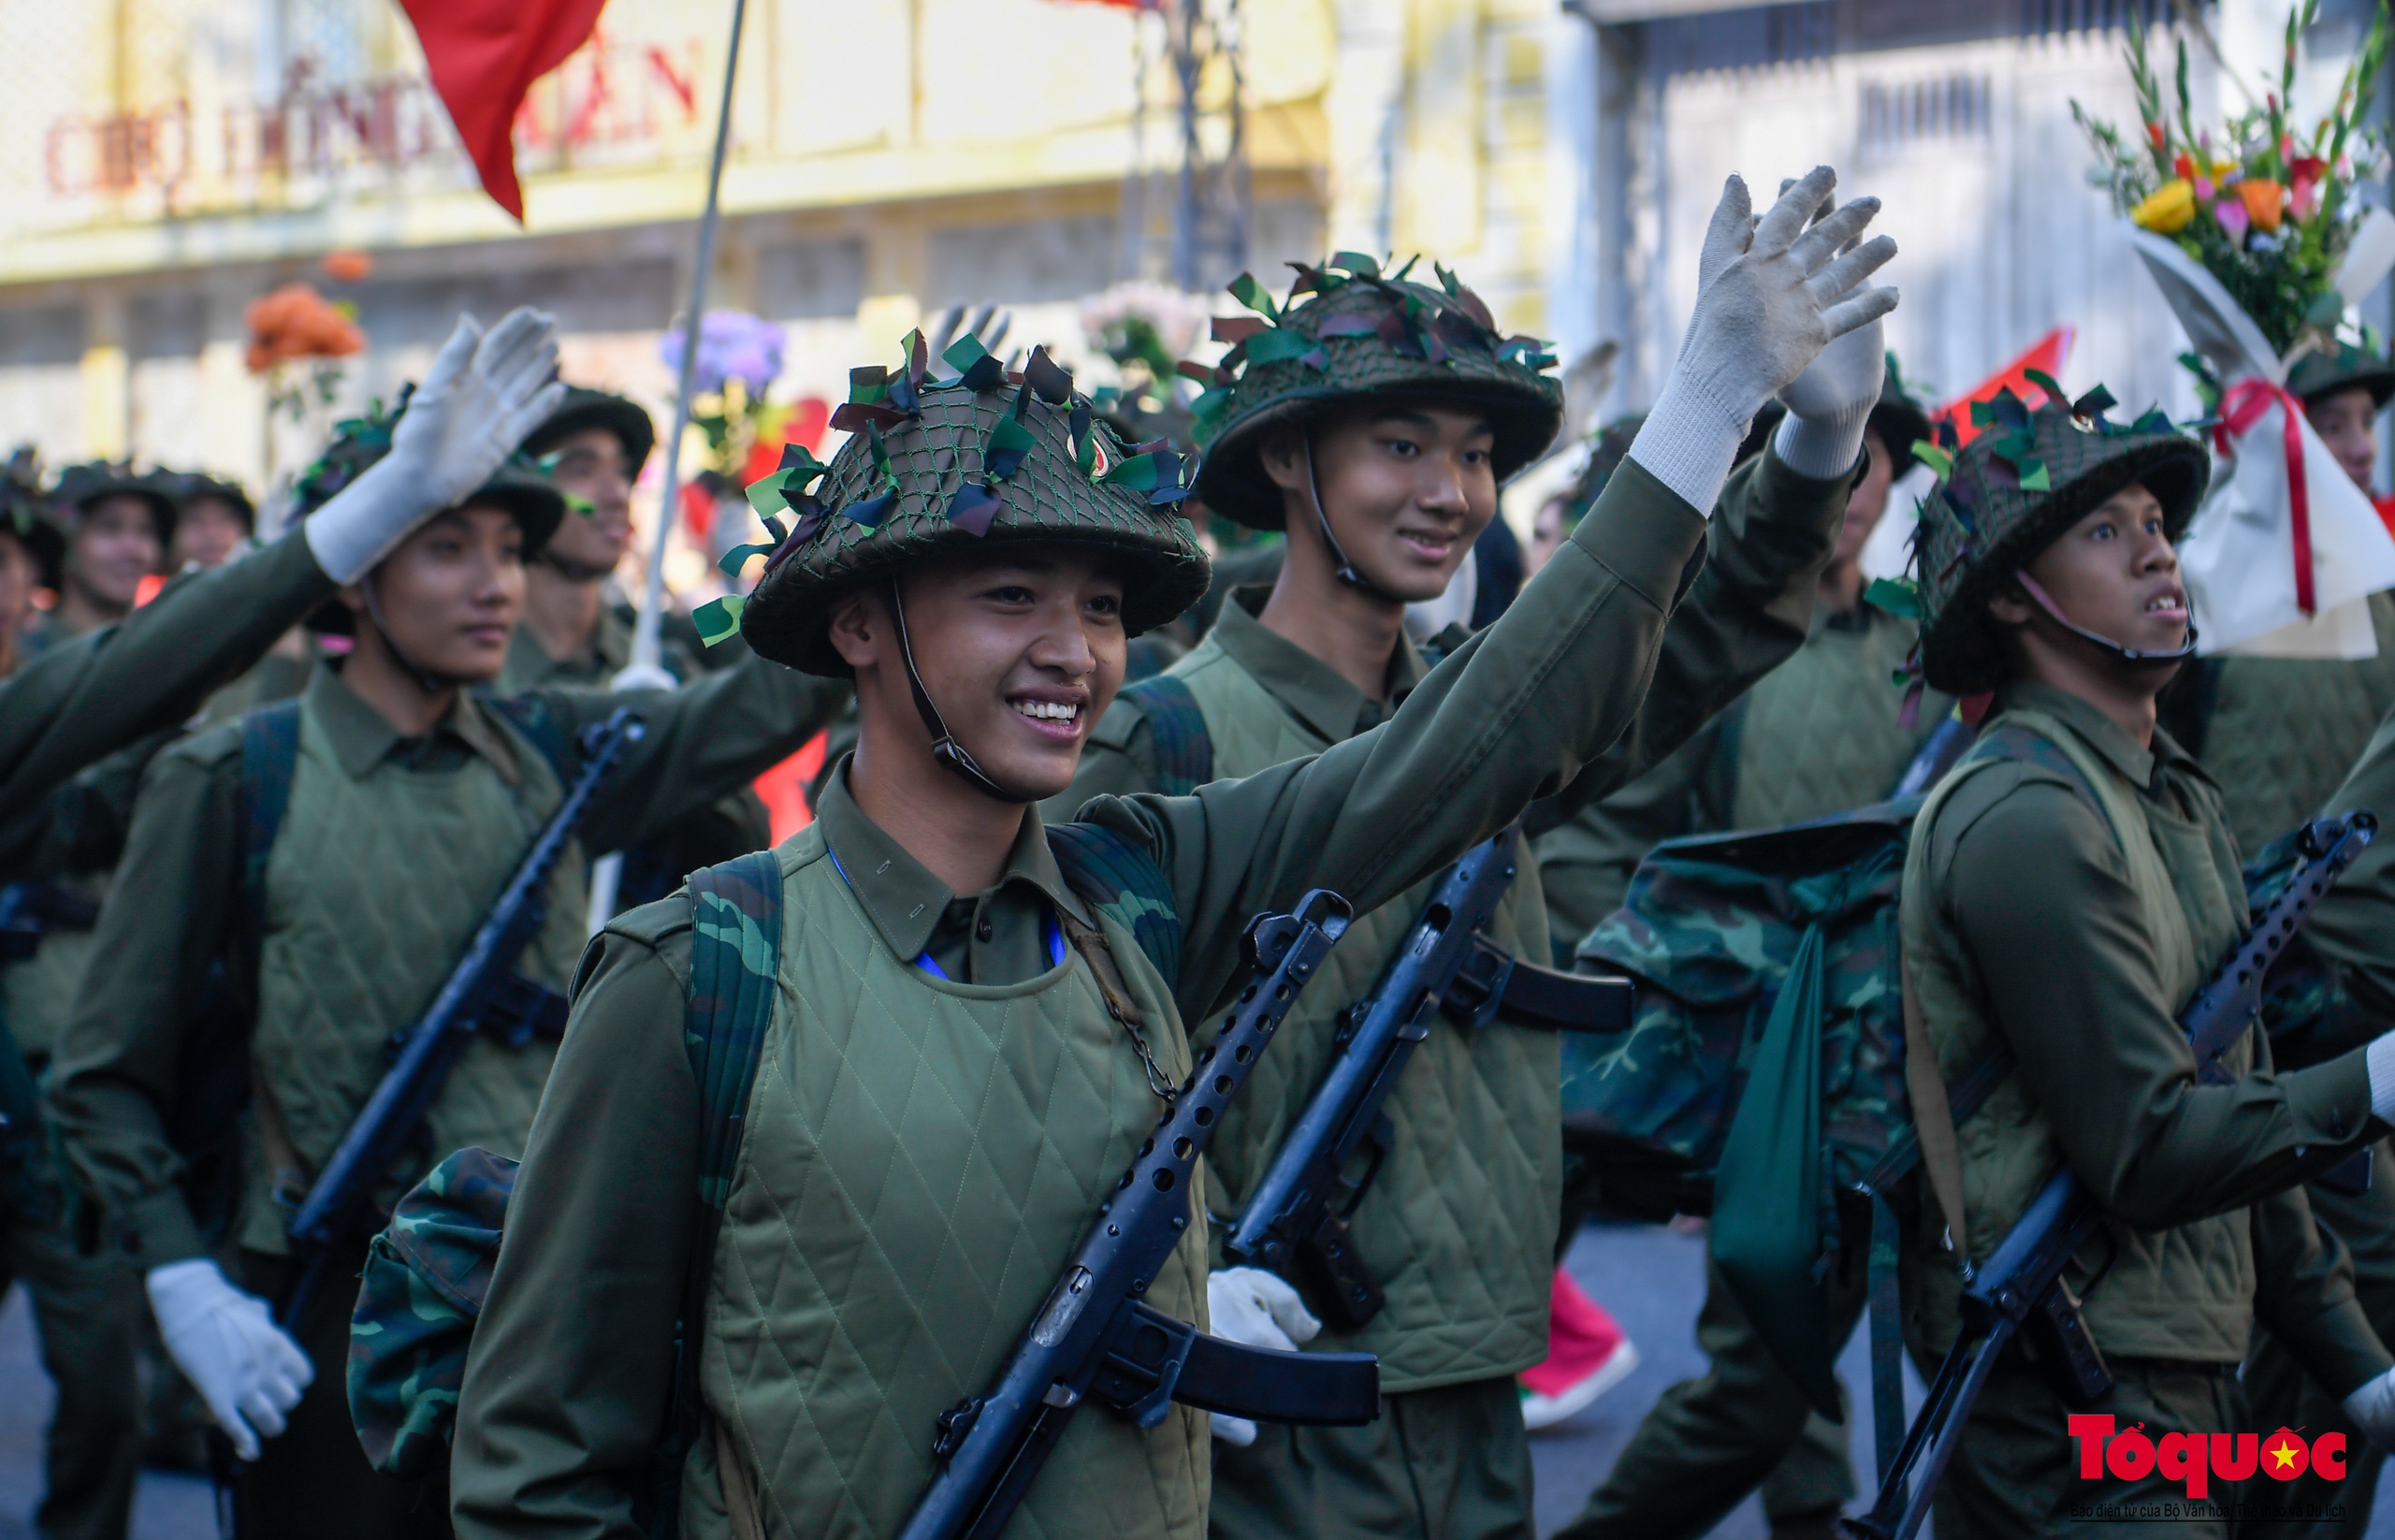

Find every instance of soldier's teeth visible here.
[1015,700,1079,721]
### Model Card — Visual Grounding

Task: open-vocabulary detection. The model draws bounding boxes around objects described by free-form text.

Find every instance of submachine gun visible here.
[898,891,1381,1540]
[274,708,646,1326]
[1850,809,2378,1540]
[1226,825,1635,1329]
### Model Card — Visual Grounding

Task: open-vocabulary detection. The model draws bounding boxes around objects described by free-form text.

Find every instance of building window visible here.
[1858,74,1993,153]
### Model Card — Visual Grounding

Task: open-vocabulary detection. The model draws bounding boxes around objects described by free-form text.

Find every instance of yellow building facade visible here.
[0,0,1592,527]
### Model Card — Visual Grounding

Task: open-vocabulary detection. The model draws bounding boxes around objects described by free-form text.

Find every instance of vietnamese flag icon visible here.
[398,0,611,222]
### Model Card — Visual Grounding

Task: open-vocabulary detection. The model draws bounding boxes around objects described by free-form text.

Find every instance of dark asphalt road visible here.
[4,1223,2390,1538]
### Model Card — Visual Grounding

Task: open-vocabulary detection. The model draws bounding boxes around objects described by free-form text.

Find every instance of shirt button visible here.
[977,919,994,942]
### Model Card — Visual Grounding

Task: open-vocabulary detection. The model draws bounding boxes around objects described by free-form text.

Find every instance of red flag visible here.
[399,0,610,222]
[1934,327,2076,447]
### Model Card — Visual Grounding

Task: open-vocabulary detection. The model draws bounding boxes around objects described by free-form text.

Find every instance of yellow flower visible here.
[2133,179,2198,233]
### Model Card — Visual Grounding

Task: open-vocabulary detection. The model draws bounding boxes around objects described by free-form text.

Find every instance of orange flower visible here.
[244,283,365,374]
[2240,179,2286,232]
[321,249,374,283]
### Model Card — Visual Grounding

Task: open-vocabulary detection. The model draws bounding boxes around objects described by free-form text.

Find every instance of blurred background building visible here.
[0,0,2387,559]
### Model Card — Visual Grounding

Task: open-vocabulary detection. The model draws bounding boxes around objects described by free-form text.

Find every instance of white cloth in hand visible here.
[2346,1365,2395,1449]
[146,1259,314,1460]
[1630,167,1899,515]
[304,307,570,583]
[1205,1267,1322,1446]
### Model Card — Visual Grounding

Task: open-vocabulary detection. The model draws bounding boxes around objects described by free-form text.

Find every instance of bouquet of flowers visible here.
[2074,6,2395,659]
[2076,1,2387,356]
[660,310,791,478]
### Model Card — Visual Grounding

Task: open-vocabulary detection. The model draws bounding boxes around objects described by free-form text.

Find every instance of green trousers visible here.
[1209,1374,1533,1540]
[2243,1159,2395,1537]
[3,1177,142,1540]
[236,1243,450,1540]
[1555,1255,1863,1540]
[1932,1358,2247,1540]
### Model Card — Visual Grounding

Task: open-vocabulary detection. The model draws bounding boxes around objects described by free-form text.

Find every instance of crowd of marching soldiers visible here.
[4,159,2395,1540]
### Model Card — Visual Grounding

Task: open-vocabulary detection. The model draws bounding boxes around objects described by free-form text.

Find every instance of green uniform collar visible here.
[813,762,1090,963]
[306,662,522,784]
[1208,584,1431,741]
[1995,677,2199,793]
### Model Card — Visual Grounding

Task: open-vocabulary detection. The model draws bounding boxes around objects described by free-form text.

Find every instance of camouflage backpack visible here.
[1560,731,2358,1440]
[346,824,1183,1511]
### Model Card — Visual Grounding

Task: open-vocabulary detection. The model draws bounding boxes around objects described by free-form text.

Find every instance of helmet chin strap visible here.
[358,571,471,700]
[1299,438,1408,605]
[885,575,1036,805]
[2014,571,2199,669]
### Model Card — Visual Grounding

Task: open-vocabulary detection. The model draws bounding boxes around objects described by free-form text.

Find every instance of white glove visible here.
[2367,1032,2395,1126]
[146,1259,314,1460]
[1630,167,1899,515]
[1206,1267,1322,1447]
[1773,288,1888,480]
[304,307,569,583]
[2346,1365,2395,1448]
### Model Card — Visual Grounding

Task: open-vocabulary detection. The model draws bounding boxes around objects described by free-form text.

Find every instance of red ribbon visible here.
[2214,378,2315,615]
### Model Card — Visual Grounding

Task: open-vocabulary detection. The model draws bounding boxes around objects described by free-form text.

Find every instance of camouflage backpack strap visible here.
[1045,820,1183,993]
[656,849,788,1540]
[1116,674,1213,796]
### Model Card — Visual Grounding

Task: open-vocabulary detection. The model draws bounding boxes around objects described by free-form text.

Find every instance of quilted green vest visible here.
[242,702,588,1255]
[687,827,1209,1540]
[1166,633,1559,1391]
[2196,591,2395,856]
[1729,603,1938,829]
[1900,707,2253,1362]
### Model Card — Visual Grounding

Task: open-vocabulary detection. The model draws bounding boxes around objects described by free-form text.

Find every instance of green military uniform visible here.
[47,414,851,1540]
[1896,391,2390,1540]
[2241,698,2395,1536]
[0,529,341,885]
[1045,266,1852,1540]
[2157,341,2395,1537]
[449,316,1726,1540]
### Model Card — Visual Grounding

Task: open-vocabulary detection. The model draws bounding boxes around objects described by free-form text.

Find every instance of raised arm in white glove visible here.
[1205,1266,1323,1446]
[1630,165,1900,516]
[146,1258,314,1460]
[302,307,570,584]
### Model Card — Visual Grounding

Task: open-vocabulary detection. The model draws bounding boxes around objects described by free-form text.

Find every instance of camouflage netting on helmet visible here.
[1184,254,1563,529]
[1901,375,2210,696]
[2288,337,2395,409]
[718,331,1212,676]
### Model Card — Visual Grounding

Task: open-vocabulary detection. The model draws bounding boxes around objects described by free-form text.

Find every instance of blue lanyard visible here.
[827,849,1066,979]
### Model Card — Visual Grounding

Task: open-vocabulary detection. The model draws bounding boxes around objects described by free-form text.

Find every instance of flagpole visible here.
[591,0,748,932]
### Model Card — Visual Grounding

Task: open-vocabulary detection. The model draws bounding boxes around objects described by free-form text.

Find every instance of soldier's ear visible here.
[1984,580,2036,629]
[338,582,370,618]
[1258,426,1312,493]
[825,587,884,673]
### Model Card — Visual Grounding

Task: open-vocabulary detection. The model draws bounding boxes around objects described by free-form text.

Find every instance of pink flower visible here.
[2194,176,2215,201]
[2290,175,2319,221]
[2215,196,2251,241]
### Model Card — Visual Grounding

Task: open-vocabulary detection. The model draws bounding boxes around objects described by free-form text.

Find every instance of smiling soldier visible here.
[1048,225,1899,1540]
[447,166,1900,1540]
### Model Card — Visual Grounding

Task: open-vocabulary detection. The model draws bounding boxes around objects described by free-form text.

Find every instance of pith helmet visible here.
[291,392,566,558]
[1188,254,1564,529]
[50,461,179,544]
[2287,339,2395,411]
[170,472,257,532]
[724,332,1212,676]
[1871,355,1935,470]
[522,385,659,475]
[1911,382,2210,694]
[0,454,62,589]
